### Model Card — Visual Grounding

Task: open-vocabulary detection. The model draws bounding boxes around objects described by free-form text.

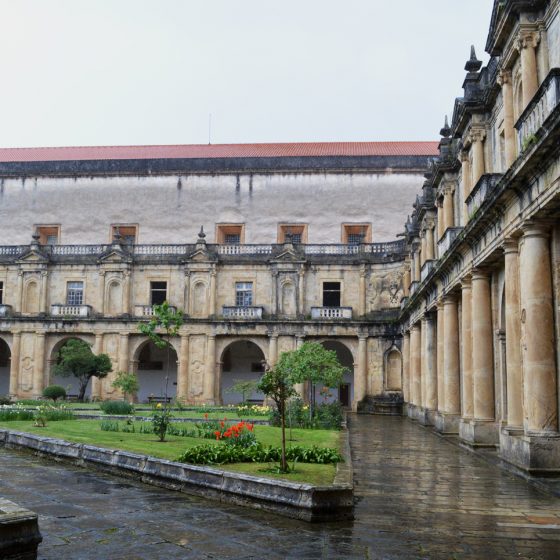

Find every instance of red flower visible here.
[204,413,209,420]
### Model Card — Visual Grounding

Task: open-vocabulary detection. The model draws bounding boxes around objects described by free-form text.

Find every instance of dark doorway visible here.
[339,383,350,407]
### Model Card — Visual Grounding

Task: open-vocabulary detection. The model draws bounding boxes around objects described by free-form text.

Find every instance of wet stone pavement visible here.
[1,415,560,559]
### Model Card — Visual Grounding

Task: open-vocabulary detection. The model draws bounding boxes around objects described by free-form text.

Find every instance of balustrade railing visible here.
[310,307,352,319]
[420,260,437,283]
[133,245,194,255]
[437,227,463,258]
[51,304,91,317]
[222,306,263,319]
[465,174,502,218]
[0,246,26,256]
[217,244,272,256]
[47,245,110,256]
[516,69,560,153]
[134,304,177,317]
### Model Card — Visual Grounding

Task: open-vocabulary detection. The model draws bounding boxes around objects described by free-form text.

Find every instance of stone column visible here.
[91,333,103,400]
[503,238,522,428]
[268,333,278,367]
[403,265,411,298]
[414,246,421,283]
[118,333,129,374]
[410,324,421,408]
[354,335,368,410]
[298,269,305,316]
[204,334,216,404]
[460,151,472,224]
[436,301,445,413]
[420,318,426,408]
[410,252,417,283]
[498,70,516,167]
[32,332,46,398]
[519,223,557,433]
[439,295,460,432]
[437,199,445,240]
[359,266,367,316]
[423,314,437,420]
[97,271,106,315]
[460,277,473,420]
[420,234,427,267]
[16,272,23,313]
[443,185,455,231]
[39,272,48,314]
[122,271,131,315]
[183,271,191,314]
[208,269,216,317]
[271,270,278,315]
[177,334,189,402]
[516,31,540,108]
[469,130,486,187]
[402,331,410,404]
[469,270,496,444]
[9,332,21,398]
[425,223,435,261]
[214,361,222,404]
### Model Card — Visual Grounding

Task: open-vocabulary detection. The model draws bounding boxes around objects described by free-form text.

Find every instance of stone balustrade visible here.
[222,306,264,319]
[437,227,462,258]
[310,307,352,319]
[515,69,560,153]
[466,174,503,218]
[420,260,437,283]
[134,305,178,317]
[51,304,91,317]
[133,244,194,255]
[218,244,273,255]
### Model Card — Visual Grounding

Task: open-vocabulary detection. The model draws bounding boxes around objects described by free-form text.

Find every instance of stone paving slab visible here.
[1,415,560,558]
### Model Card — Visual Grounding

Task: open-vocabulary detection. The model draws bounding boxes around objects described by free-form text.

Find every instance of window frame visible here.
[235,281,253,307]
[35,225,61,246]
[111,224,138,244]
[277,223,308,244]
[66,281,84,306]
[322,281,342,307]
[341,223,372,244]
[150,281,168,305]
[216,223,245,244]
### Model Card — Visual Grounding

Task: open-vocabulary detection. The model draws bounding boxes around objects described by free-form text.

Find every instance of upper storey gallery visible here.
[0,142,437,246]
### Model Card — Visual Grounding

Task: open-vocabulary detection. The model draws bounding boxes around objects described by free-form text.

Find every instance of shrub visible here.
[269,399,342,430]
[0,405,35,421]
[39,405,75,421]
[151,403,172,441]
[100,420,120,432]
[100,401,134,415]
[213,421,257,448]
[0,396,11,405]
[42,385,67,402]
[176,443,342,465]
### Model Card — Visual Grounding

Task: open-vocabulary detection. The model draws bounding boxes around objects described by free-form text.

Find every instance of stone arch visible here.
[219,339,266,405]
[49,336,94,398]
[0,336,11,397]
[280,280,296,316]
[23,279,40,314]
[105,279,123,316]
[316,339,355,408]
[191,280,208,317]
[133,338,178,403]
[384,345,403,391]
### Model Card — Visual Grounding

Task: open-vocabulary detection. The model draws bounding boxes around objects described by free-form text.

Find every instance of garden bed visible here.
[0,422,353,522]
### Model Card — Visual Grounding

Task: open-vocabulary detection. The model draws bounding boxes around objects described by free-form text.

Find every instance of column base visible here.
[406,403,420,420]
[434,412,460,435]
[416,407,435,426]
[459,419,498,447]
[499,428,560,474]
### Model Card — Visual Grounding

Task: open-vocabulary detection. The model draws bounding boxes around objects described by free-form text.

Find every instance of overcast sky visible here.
[0,0,494,147]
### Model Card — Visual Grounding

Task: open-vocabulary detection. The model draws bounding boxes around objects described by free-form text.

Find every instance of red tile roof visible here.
[0,142,438,162]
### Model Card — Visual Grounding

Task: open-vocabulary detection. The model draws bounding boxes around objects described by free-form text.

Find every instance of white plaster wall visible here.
[0,171,425,245]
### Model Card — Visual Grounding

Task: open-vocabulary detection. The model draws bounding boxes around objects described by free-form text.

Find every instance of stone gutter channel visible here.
[0,424,354,523]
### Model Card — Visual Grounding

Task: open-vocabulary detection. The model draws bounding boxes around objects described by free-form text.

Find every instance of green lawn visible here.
[0,420,339,485]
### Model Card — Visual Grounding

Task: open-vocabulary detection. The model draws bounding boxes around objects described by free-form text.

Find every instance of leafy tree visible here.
[257,363,296,473]
[42,385,67,402]
[111,371,140,403]
[54,339,112,401]
[282,342,347,419]
[227,379,259,404]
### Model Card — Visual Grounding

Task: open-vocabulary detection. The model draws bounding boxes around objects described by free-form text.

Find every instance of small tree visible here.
[282,342,347,420]
[138,301,183,442]
[111,371,140,403]
[54,340,112,401]
[227,379,258,404]
[257,362,296,473]
[42,385,67,402]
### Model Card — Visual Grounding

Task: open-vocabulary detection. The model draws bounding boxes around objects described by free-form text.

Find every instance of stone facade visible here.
[0,145,435,410]
[402,0,560,472]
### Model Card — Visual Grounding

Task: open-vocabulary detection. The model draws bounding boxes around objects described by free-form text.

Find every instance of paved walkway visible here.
[1,416,560,559]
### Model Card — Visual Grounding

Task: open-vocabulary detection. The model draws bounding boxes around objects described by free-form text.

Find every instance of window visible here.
[150,281,167,305]
[235,282,253,307]
[342,223,372,244]
[322,282,341,307]
[0,281,3,304]
[278,224,308,244]
[216,224,245,244]
[111,224,137,244]
[66,282,84,305]
[36,225,60,245]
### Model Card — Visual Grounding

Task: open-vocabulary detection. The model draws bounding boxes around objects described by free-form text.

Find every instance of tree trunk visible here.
[78,377,89,402]
[280,400,288,472]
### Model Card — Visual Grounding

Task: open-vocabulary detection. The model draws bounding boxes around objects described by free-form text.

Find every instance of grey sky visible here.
[0,0,494,147]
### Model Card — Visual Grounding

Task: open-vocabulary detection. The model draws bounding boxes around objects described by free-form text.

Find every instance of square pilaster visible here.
[499,428,560,474]
[459,419,498,447]
[434,412,460,434]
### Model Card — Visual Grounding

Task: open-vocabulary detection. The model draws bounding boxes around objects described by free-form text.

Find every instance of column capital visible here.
[459,149,470,164]
[515,30,540,51]
[468,128,486,145]
[502,237,520,254]
[521,221,550,239]
[410,323,421,332]
[471,268,491,281]
[268,332,279,339]
[497,69,512,86]
[442,294,457,305]
[460,275,472,289]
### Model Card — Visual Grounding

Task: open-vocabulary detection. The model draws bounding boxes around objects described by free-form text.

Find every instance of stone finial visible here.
[31,231,40,247]
[439,115,451,138]
[465,45,482,72]
[198,226,206,241]
[112,228,123,246]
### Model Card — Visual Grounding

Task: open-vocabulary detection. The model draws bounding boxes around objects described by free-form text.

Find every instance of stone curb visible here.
[0,428,353,522]
[74,414,270,425]
[0,497,42,560]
